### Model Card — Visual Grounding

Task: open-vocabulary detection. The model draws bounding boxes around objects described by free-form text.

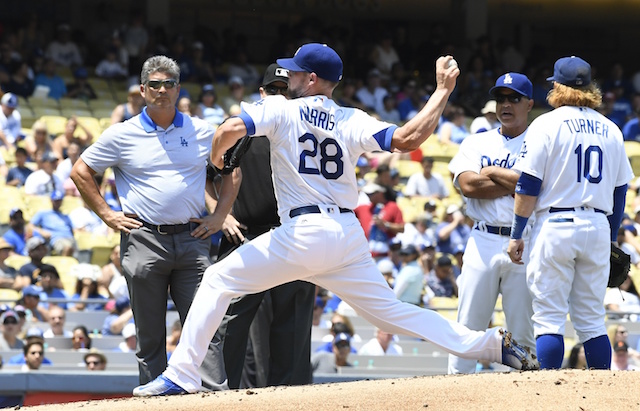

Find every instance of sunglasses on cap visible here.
[264,85,287,95]
[146,79,178,90]
[495,94,524,104]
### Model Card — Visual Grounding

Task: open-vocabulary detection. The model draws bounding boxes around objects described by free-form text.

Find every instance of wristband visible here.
[511,214,529,240]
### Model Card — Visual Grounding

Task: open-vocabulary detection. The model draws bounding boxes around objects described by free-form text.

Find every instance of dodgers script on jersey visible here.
[449,128,527,226]
[238,95,397,217]
[513,106,634,213]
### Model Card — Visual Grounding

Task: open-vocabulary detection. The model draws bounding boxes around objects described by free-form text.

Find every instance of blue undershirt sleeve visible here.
[608,184,628,242]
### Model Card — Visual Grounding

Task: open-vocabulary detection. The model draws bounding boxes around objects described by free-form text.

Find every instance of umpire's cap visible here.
[277,43,343,82]
[547,56,591,87]
[262,63,289,86]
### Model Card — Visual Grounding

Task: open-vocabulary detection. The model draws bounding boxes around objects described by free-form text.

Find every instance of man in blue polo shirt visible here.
[71,55,235,387]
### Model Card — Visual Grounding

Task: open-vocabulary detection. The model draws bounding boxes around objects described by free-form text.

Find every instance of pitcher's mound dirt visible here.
[24,370,640,411]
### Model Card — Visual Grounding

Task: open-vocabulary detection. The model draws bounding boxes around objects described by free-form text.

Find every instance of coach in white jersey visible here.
[133,43,538,397]
[507,56,634,370]
[71,56,233,386]
[447,73,536,374]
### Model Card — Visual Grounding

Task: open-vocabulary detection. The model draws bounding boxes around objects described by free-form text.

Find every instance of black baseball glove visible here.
[221,136,253,175]
[609,243,631,288]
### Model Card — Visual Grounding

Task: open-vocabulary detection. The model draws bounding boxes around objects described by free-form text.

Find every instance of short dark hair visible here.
[15,147,27,157]
[421,156,434,164]
[23,340,44,356]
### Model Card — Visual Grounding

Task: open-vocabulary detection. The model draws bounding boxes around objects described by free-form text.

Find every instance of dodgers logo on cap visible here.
[489,72,533,99]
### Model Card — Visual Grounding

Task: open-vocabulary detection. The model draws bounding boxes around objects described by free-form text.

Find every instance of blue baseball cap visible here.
[22,285,42,298]
[489,73,533,99]
[51,190,65,201]
[277,43,343,82]
[333,332,351,346]
[547,56,591,87]
[1,93,18,108]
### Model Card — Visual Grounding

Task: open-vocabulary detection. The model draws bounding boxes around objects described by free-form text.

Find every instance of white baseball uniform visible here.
[447,128,535,374]
[513,106,633,342]
[164,95,506,392]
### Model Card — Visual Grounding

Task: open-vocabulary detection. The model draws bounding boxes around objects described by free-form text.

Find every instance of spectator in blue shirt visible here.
[5,148,32,188]
[2,208,31,256]
[37,264,69,310]
[27,190,76,257]
[427,255,458,298]
[33,58,67,100]
[622,108,640,142]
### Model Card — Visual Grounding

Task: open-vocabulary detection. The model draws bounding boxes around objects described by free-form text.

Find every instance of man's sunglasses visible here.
[495,94,524,104]
[264,85,288,95]
[146,79,178,90]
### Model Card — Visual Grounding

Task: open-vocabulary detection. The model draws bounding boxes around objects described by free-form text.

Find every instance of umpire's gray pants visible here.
[121,225,219,385]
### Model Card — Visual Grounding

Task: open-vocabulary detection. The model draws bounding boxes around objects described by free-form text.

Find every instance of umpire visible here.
[205,64,315,388]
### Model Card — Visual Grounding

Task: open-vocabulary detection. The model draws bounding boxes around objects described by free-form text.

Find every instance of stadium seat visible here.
[0,186,25,224]
[59,97,90,110]
[5,254,30,271]
[396,196,430,223]
[23,194,52,221]
[0,288,20,303]
[88,98,117,111]
[395,160,423,180]
[624,141,640,176]
[74,231,116,266]
[60,107,93,118]
[98,117,112,132]
[32,106,62,118]
[60,195,85,214]
[75,116,103,140]
[91,108,115,119]
[87,78,110,93]
[428,296,459,321]
[39,115,69,136]
[29,97,60,109]
[19,107,38,128]
[180,82,202,99]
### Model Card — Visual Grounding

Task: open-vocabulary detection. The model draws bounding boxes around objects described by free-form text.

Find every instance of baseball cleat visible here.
[133,374,187,397]
[500,329,539,371]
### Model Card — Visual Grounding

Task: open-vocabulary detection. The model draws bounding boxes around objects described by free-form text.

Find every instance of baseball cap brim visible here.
[276,57,305,73]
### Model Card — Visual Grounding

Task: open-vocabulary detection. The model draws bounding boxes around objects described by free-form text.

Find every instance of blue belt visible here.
[549,207,605,214]
[289,205,353,218]
[474,225,511,236]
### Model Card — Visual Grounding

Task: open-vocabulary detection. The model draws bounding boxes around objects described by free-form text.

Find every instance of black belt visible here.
[549,207,605,214]
[289,205,352,218]
[139,220,197,235]
[474,225,511,236]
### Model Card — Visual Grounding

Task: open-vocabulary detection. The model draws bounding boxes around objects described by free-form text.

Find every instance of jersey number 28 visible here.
[298,133,344,179]
[574,144,602,183]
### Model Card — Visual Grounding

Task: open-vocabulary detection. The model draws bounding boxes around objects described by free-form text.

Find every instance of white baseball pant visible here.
[165,206,504,392]
[448,227,535,374]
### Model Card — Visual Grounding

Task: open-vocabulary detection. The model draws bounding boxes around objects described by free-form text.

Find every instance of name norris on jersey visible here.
[300,106,335,131]
[563,118,609,137]
[481,153,517,168]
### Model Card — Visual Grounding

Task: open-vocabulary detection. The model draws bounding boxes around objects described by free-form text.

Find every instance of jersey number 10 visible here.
[298,133,344,180]
[574,144,602,184]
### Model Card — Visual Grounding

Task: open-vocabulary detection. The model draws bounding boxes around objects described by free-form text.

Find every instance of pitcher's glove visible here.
[609,243,631,288]
[221,136,253,175]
